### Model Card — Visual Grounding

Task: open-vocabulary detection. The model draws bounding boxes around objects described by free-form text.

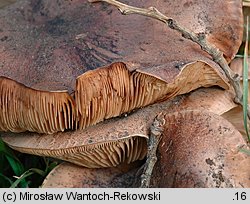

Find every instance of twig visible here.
[140,113,165,188]
[89,0,249,118]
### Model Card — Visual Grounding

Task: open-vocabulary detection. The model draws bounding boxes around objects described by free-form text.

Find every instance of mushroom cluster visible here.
[0,0,249,187]
[1,0,242,134]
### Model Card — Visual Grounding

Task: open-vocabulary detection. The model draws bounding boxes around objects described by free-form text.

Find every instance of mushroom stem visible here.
[140,113,165,188]
[89,0,249,123]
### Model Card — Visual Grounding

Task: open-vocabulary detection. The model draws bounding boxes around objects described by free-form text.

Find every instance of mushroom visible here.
[230,58,250,81]
[42,161,142,188]
[0,0,242,133]
[1,87,238,168]
[150,110,250,188]
[41,109,250,188]
[1,95,173,168]
[170,87,237,115]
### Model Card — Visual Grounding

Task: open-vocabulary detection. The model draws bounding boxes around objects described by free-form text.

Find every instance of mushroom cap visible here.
[42,161,142,188]
[222,57,250,140]
[230,58,250,80]
[151,110,250,188]
[170,87,237,115]
[1,106,150,168]
[0,0,242,133]
[41,110,250,188]
[0,0,242,90]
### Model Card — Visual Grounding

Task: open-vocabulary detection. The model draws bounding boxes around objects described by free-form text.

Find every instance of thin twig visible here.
[89,0,249,118]
[140,113,165,188]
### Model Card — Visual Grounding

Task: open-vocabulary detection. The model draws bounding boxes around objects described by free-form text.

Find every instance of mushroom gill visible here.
[8,135,147,168]
[41,109,250,188]
[0,60,228,134]
[1,85,243,169]
[1,93,155,167]
[75,61,229,130]
[0,77,75,134]
[1,91,177,168]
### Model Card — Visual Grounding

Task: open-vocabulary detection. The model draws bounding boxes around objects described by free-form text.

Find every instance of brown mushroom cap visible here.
[1,0,242,89]
[42,110,250,188]
[0,0,242,133]
[170,87,237,115]
[230,58,250,80]
[1,115,148,168]
[151,110,250,188]
[42,161,142,188]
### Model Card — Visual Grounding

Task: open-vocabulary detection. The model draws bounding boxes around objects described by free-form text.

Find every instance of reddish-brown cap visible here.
[0,0,242,133]
[151,110,250,187]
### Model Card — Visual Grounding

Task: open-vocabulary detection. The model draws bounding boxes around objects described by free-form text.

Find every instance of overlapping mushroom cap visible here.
[1,87,239,168]
[1,93,171,168]
[0,0,243,134]
[42,161,142,188]
[0,0,248,184]
[41,110,250,188]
